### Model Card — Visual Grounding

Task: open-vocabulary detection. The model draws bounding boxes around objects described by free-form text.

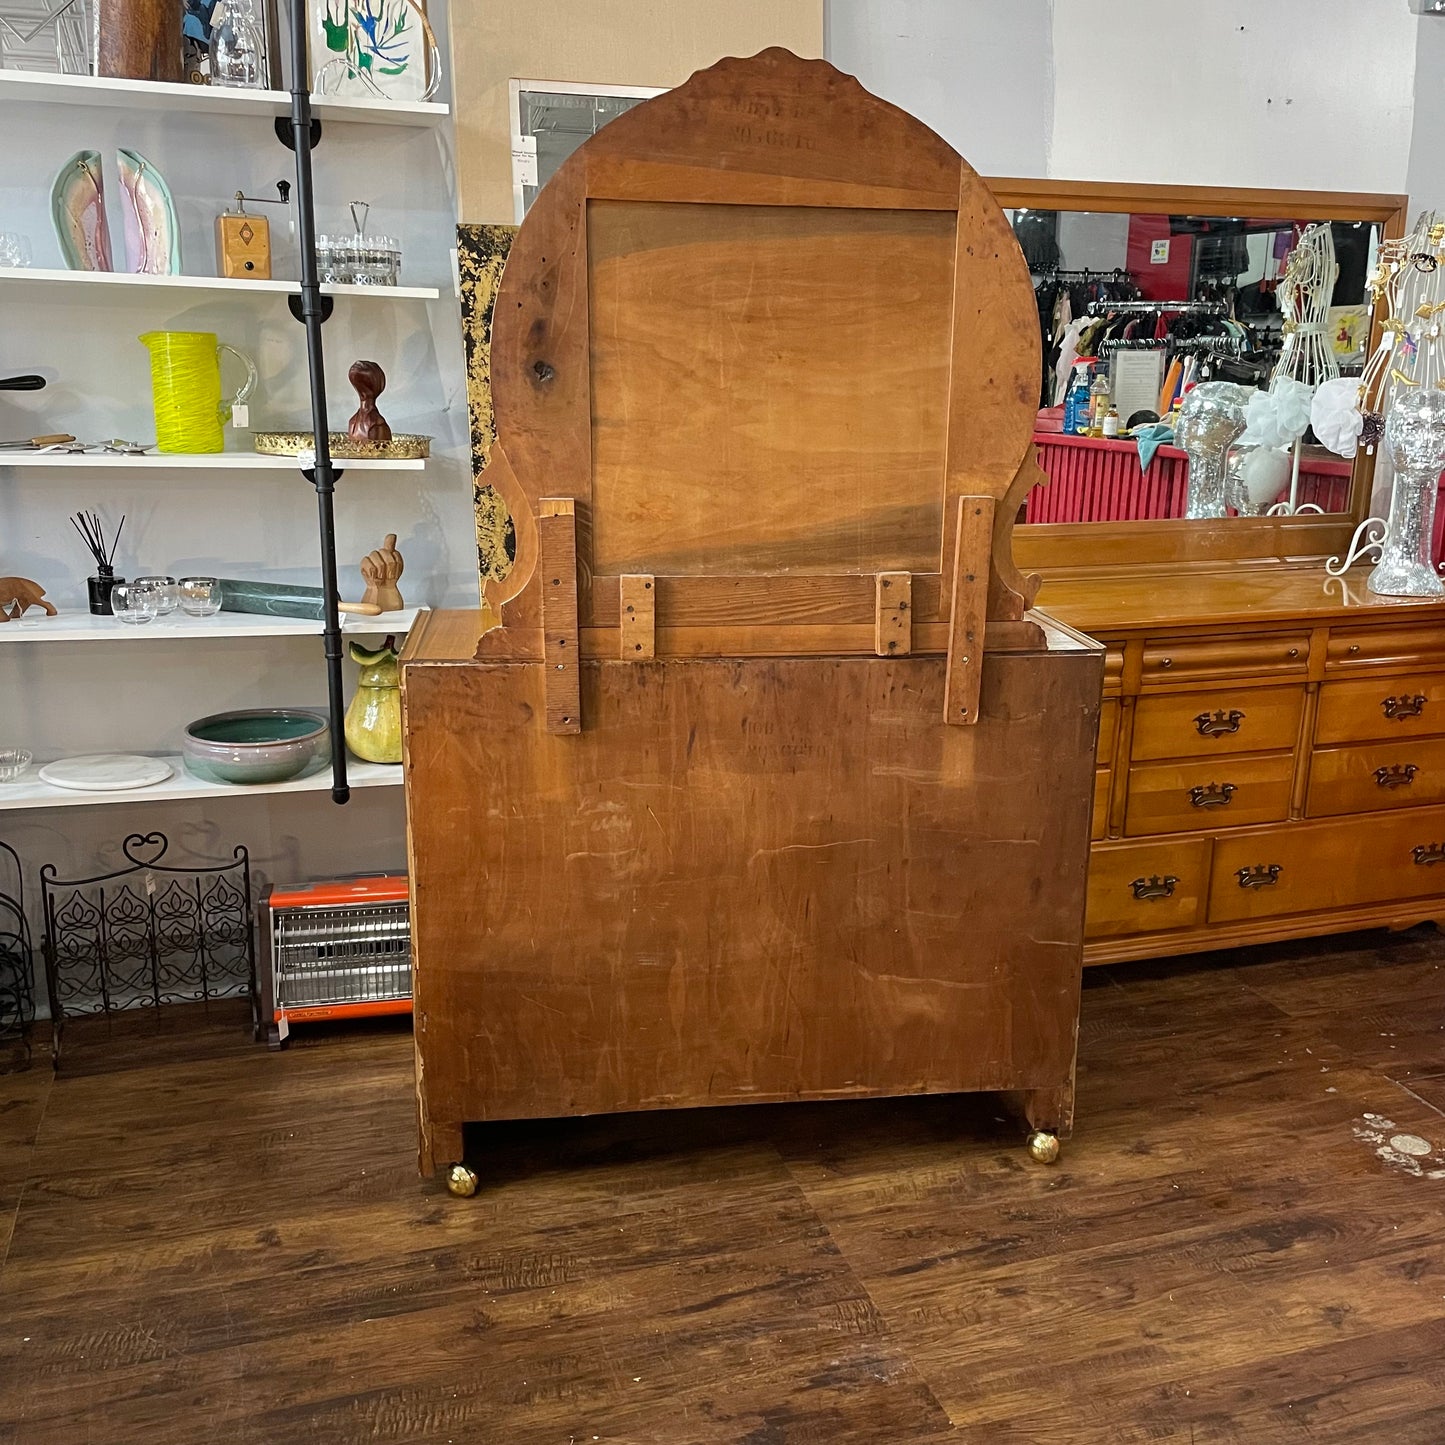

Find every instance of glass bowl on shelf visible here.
[0,748,33,783]
[134,575,180,615]
[110,580,160,625]
[179,577,222,617]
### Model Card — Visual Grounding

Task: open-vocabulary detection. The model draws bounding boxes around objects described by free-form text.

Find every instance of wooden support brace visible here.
[538,498,581,734]
[874,572,912,657]
[620,574,656,659]
[944,495,994,727]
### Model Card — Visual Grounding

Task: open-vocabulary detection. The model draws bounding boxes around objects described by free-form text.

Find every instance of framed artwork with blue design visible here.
[310,0,439,103]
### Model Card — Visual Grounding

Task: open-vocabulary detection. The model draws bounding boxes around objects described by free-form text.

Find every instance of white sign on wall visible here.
[1150,238,1171,265]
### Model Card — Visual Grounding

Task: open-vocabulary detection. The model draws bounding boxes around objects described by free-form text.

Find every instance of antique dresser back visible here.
[403,50,1104,1180]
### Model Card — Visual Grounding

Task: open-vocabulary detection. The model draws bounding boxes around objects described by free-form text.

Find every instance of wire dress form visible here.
[1262,223,1340,515]
[1328,212,1445,595]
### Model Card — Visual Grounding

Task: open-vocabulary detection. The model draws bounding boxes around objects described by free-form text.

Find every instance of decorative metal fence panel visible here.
[41,831,258,1065]
[0,839,34,1049]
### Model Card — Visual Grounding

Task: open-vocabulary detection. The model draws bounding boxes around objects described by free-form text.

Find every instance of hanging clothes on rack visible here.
[1032,267,1143,405]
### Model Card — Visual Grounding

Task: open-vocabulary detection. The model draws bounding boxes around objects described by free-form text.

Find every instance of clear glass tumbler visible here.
[134,574,180,615]
[111,581,160,625]
[179,577,223,617]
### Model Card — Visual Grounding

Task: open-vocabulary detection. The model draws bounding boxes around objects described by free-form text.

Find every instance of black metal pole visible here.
[286,0,349,804]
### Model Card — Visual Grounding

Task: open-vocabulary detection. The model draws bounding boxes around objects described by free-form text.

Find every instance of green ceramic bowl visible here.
[182,709,329,786]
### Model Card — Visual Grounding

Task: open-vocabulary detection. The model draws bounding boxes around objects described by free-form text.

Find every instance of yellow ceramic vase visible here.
[344,640,403,764]
[139,331,257,454]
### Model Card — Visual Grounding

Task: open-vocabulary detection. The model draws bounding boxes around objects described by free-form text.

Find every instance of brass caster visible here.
[1026,1130,1061,1165]
[445,1162,479,1198]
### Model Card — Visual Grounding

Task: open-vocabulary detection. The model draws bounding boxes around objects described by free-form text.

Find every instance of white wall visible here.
[1050,0,1417,192]
[0,4,468,919]
[826,0,1421,194]
[825,0,1053,176]
[1407,15,1445,217]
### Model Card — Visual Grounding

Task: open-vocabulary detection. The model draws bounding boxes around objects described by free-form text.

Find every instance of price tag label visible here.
[511,133,539,187]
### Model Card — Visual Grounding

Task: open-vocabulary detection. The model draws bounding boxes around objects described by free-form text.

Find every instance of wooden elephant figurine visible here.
[0,577,57,622]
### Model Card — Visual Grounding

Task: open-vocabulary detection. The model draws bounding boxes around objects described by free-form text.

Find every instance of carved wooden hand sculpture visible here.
[359,533,404,612]
[347,359,393,443]
[0,576,57,622]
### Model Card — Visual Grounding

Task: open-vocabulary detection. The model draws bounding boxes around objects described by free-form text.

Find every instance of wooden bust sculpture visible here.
[347,360,392,443]
[402,49,1104,1194]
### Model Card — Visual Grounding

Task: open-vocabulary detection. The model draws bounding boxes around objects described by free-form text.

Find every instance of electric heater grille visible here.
[263,877,411,1031]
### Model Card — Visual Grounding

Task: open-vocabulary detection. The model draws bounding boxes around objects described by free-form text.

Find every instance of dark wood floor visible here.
[2,931,1445,1444]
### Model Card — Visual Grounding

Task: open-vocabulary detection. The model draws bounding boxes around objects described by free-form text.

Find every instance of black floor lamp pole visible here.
[284,0,349,804]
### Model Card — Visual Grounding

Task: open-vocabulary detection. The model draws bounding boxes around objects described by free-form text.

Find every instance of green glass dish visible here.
[181,709,329,786]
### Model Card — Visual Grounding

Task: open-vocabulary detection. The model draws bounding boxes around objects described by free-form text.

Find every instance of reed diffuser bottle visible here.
[71,510,125,615]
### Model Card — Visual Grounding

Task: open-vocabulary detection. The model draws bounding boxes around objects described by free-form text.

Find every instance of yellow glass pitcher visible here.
[138,331,258,454]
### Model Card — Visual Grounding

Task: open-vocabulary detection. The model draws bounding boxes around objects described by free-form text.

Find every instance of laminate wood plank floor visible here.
[2,929,1443,1444]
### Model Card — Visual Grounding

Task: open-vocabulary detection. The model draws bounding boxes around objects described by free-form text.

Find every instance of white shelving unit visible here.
[0,757,402,811]
[0,607,422,643]
[0,69,449,126]
[0,451,425,471]
[0,267,442,301]
[0,65,448,819]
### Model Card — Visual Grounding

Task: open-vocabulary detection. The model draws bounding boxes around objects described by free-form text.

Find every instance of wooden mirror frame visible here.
[985,177,1409,575]
[475,50,1061,734]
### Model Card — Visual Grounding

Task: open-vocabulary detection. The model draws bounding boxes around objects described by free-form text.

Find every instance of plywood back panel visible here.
[587,201,954,576]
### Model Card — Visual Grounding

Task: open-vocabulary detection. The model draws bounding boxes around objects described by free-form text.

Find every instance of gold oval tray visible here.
[253,431,432,460]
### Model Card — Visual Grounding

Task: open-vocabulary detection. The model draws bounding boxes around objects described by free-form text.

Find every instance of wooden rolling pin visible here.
[216,579,382,621]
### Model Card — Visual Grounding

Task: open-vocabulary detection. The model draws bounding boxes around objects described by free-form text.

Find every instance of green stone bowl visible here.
[181,709,329,786]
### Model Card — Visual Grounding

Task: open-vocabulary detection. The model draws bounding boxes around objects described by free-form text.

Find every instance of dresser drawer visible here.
[1208,806,1445,923]
[1097,699,1119,765]
[1131,686,1304,762]
[1093,768,1110,841]
[1124,753,1294,836]
[1141,633,1309,686]
[1306,736,1445,818]
[1315,675,1445,744]
[1085,838,1209,938]
[1326,623,1445,672]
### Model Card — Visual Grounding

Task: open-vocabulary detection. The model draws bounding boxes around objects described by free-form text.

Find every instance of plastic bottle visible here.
[1089,368,1112,437]
[1065,360,1094,436]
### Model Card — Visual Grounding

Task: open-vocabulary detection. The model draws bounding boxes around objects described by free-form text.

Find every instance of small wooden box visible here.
[215,212,271,280]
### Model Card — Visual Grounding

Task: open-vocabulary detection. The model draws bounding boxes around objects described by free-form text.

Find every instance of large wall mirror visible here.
[988,180,1408,570]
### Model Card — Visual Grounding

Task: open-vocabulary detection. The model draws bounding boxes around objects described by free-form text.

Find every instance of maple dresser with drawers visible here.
[1036,565,1445,965]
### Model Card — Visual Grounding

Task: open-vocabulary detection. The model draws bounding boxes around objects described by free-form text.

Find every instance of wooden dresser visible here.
[1037,565,1445,964]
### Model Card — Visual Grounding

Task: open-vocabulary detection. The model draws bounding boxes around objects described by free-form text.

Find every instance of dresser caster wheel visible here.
[1026,1130,1061,1165]
[445,1163,479,1198]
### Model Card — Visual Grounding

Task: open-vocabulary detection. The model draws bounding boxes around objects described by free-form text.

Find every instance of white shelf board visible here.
[0,607,421,643]
[0,267,441,301]
[0,755,402,811]
[0,450,424,471]
[0,69,449,126]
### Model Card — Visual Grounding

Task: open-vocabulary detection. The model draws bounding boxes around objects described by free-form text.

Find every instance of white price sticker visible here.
[511,133,539,187]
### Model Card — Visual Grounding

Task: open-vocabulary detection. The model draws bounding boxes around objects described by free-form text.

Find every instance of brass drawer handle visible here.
[1195,708,1245,738]
[1188,781,1236,808]
[1382,694,1427,721]
[1412,843,1445,866]
[1236,864,1281,889]
[1376,763,1418,789]
[1130,874,1178,901]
